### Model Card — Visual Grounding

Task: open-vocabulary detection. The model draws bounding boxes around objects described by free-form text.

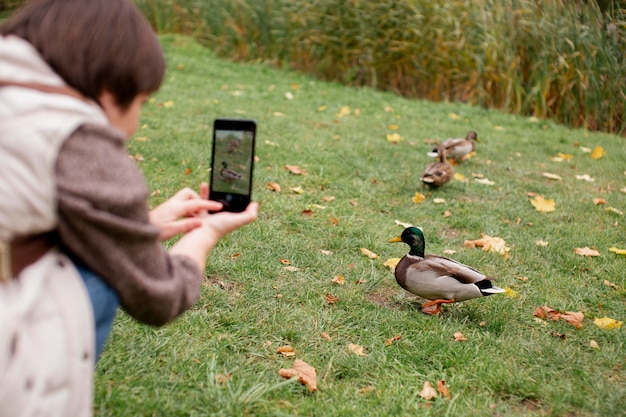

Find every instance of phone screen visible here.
[209,118,256,212]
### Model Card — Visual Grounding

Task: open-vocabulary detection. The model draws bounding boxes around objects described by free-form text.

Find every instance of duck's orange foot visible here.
[420,299,455,315]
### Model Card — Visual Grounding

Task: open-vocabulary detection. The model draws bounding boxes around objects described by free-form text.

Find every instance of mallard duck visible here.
[220,161,243,183]
[389,226,505,315]
[427,130,479,162]
[421,145,454,188]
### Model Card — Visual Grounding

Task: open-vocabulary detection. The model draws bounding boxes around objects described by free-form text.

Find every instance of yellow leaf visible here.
[448,112,461,120]
[504,287,518,298]
[594,317,623,329]
[609,247,626,255]
[453,172,468,182]
[557,152,574,160]
[590,146,606,159]
[542,172,563,181]
[317,105,327,112]
[386,133,403,143]
[383,258,401,272]
[336,106,350,117]
[290,186,304,194]
[360,248,379,259]
[530,195,556,213]
[163,100,174,107]
[412,192,426,204]
[606,207,624,215]
[332,275,346,285]
[388,124,399,130]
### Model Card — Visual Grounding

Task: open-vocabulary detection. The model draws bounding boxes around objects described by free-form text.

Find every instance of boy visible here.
[0,1,258,416]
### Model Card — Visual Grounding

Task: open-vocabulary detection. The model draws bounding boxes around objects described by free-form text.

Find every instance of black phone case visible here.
[209,118,256,212]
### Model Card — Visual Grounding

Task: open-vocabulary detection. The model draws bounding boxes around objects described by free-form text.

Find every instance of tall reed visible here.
[133,0,625,135]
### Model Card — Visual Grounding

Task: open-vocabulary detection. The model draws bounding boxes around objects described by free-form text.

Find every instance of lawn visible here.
[94,35,625,417]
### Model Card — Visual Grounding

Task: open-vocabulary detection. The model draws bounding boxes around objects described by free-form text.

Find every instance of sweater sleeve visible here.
[55,124,203,326]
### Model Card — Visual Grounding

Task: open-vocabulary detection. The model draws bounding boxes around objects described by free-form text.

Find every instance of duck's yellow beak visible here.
[388,235,402,243]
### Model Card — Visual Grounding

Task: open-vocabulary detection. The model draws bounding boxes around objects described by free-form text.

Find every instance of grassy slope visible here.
[94,35,625,417]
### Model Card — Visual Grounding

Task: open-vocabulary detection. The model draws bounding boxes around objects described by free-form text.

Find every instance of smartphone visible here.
[209,118,256,212]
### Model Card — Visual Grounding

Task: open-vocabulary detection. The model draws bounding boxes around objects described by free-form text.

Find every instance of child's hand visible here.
[149,182,221,240]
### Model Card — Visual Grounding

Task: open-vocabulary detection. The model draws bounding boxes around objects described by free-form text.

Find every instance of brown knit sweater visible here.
[55,123,203,326]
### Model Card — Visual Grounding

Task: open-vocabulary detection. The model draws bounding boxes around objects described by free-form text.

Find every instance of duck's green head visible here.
[222,161,228,168]
[388,226,425,257]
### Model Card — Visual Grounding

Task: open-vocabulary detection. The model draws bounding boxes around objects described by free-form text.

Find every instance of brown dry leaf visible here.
[360,247,379,259]
[322,196,336,202]
[419,381,438,400]
[285,165,308,175]
[348,343,367,356]
[385,335,402,346]
[230,253,241,259]
[530,194,556,213]
[325,293,339,304]
[533,306,584,328]
[267,182,281,192]
[453,332,468,342]
[301,209,314,216]
[542,172,562,181]
[463,234,511,258]
[603,280,618,289]
[278,359,317,393]
[593,198,607,205]
[437,380,451,399]
[574,247,601,257]
[283,266,302,272]
[358,386,375,395]
[443,210,452,218]
[332,275,346,285]
[279,258,291,265]
[277,345,296,357]
[329,216,340,226]
[320,249,333,256]
[215,372,232,384]
[590,146,606,160]
[320,332,332,341]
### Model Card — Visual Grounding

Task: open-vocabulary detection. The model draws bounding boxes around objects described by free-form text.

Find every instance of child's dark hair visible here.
[0,0,165,109]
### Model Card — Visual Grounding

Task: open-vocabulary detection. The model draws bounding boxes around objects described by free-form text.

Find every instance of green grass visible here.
[94,35,626,417]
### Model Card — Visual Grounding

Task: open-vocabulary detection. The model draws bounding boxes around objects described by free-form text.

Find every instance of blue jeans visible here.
[76,264,119,362]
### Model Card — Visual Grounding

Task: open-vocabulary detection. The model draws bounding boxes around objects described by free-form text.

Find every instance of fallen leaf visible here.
[442,249,457,255]
[325,293,339,304]
[267,182,281,192]
[348,343,366,356]
[575,174,595,182]
[336,106,351,117]
[385,335,402,346]
[474,178,495,185]
[329,216,339,226]
[593,198,606,205]
[542,172,562,181]
[383,258,401,272]
[448,112,461,120]
[386,133,403,143]
[594,317,623,329]
[603,279,618,289]
[279,258,291,265]
[533,306,584,328]
[453,332,467,342]
[433,198,446,204]
[437,380,451,399]
[283,266,302,272]
[443,210,452,218]
[277,345,296,356]
[163,100,174,108]
[536,240,549,247]
[453,172,468,182]
[360,248,379,259]
[530,195,556,213]
[320,249,333,256]
[504,287,518,298]
[590,146,606,160]
[358,386,375,394]
[332,275,346,285]
[419,381,438,400]
[291,186,304,194]
[609,247,626,256]
[301,209,314,216]
[278,359,317,393]
[388,124,399,130]
[412,192,426,204]
[215,372,232,384]
[574,247,601,257]
[590,340,600,349]
[317,105,327,112]
[320,332,332,341]
[606,207,624,215]
[322,196,335,202]
[285,165,308,175]
[394,219,414,228]
[285,92,294,100]
[463,234,511,257]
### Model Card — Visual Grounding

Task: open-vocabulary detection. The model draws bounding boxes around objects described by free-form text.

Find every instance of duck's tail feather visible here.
[475,279,506,296]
